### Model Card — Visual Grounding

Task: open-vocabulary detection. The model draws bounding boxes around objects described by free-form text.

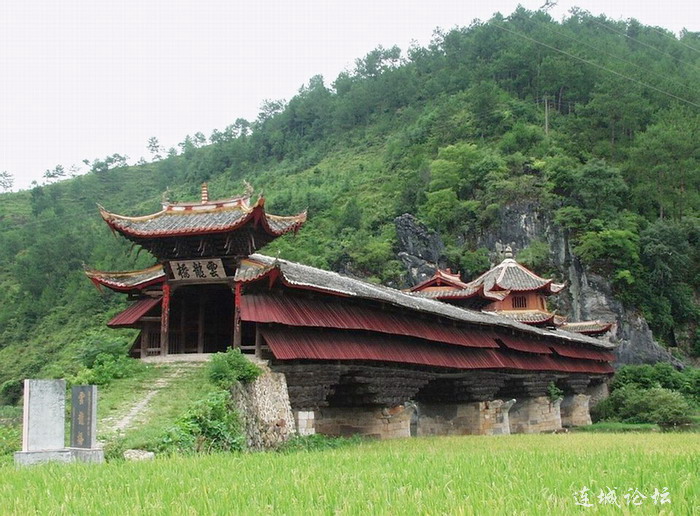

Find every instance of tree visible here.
[354,46,402,79]
[147,137,163,161]
[85,154,130,174]
[572,159,628,218]
[0,171,13,192]
[628,109,700,220]
[43,165,66,183]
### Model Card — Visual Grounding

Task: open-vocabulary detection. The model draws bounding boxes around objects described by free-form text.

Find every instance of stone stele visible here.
[14,379,72,465]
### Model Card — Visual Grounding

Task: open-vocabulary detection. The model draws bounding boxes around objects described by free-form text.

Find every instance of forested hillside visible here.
[0,8,698,400]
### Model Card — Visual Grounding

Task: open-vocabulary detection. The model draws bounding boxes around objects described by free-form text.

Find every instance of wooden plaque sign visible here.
[169,259,225,280]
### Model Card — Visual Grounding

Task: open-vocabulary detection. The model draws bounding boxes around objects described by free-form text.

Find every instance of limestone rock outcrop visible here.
[395,213,444,286]
[394,202,683,368]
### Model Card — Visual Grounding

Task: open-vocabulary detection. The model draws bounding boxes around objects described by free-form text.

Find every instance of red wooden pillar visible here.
[233,283,241,349]
[160,282,171,356]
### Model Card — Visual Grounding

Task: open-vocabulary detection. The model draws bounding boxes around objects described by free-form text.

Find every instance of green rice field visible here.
[0,433,697,515]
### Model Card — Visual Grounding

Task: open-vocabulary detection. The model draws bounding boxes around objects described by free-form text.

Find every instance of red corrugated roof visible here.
[495,335,553,354]
[107,297,161,328]
[259,326,614,374]
[549,343,616,362]
[240,294,499,349]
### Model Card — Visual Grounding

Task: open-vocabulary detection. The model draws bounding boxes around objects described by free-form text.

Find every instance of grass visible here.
[98,362,216,457]
[572,421,660,433]
[0,361,215,465]
[0,433,697,515]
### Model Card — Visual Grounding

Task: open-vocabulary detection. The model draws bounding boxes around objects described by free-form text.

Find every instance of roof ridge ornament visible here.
[201,183,209,204]
[243,180,254,198]
[504,245,513,259]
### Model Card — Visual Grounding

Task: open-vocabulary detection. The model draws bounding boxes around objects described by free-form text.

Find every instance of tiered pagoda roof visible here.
[489,309,557,325]
[99,186,306,261]
[465,254,565,297]
[408,269,507,306]
[410,247,613,337]
[411,250,564,305]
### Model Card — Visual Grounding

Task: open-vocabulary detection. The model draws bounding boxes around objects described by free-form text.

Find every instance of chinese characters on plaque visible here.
[169,259,225,280]
[71,385,97,449]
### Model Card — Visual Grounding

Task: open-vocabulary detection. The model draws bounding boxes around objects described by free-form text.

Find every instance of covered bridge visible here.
[86,186,615,437]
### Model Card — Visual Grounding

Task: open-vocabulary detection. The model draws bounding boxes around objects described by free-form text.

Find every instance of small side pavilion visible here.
[411,246,614,336]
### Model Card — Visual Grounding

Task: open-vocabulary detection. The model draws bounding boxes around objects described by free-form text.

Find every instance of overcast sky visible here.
[1,0,698,191]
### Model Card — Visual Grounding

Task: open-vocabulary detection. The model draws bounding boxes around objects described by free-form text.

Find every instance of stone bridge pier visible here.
[282,368,601,438]
[508,396,562,434]
[559,376,593,428]
[414,399,515,436]
[500,375,563,434]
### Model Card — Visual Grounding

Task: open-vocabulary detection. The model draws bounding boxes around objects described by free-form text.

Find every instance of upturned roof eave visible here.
[98,197,306,240]
[85,265,166,293]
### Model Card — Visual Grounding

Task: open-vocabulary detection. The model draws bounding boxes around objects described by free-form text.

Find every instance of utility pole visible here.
[544,96,549,136]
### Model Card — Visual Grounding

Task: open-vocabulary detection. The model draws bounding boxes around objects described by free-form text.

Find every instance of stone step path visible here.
[103,363,204,433]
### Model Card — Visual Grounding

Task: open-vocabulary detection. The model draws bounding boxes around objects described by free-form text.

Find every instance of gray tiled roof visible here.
[109,209,250,236]
[238,254,614,349]
[85,265,165,289]
[561,321,614,334]
[412,286,482,299]
[467,258,565,294]
[99,197,306,238]
[488,310,555,324]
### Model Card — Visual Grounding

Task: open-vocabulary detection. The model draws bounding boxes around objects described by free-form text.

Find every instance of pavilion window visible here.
[512,296,527,309]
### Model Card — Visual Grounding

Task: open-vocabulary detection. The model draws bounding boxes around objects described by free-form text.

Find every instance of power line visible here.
[491,21,700,110]
[534,20,698,100]
[644,25,700,56]
[583,15,700,75]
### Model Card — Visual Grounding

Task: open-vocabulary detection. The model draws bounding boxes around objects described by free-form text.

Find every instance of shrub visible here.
[547,382,564,402]
[593,385,692,427]
[518,240,551,274]
[159,389,244,454]
[0,380,22,406]
[611,363,697,403]
[68,353,145,386]
[207,348,262,389]
[76,331,132,368]
[0,425,20,456]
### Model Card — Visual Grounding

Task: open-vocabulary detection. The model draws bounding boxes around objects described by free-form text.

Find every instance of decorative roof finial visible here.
[504,245,513,259]
[201,183,209,204]
[243,180,254,198]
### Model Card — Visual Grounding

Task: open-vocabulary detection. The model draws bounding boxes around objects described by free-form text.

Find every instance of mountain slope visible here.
[0,8,698,397]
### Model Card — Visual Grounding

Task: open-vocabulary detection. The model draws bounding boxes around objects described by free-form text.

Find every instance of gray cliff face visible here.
[547,225,683,368]
[395,204,682,367]
[394,214,444,287]
[478,202,548,258]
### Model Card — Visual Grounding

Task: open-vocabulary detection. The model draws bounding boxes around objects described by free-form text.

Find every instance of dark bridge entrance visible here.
[167,284,233,354]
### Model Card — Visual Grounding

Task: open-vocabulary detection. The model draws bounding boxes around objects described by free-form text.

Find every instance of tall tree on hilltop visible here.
[0,171,13,192]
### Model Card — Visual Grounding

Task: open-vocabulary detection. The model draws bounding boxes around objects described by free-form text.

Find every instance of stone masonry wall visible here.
[586,382,609,409]
[231,364,295,450]
[509,397,562,434]
[294,410,315,436]
[560,394,592,427]
[416,400,514,436]
[314,406,411,439]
